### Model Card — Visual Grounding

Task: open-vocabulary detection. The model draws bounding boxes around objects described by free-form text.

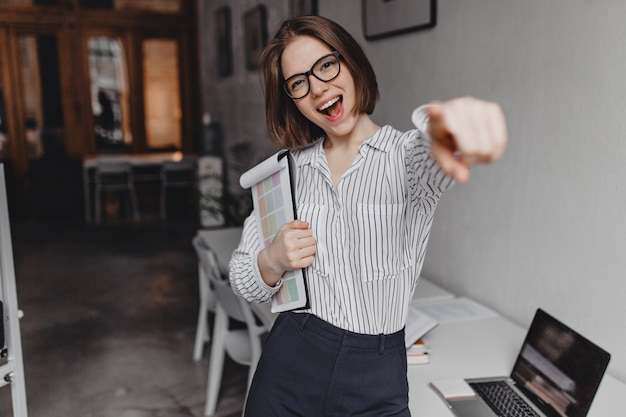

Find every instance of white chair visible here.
[160,159,197,220]
[192,235,217,362]
[191,228,243,361]
[192,235,267,416]
[94,160,140,224]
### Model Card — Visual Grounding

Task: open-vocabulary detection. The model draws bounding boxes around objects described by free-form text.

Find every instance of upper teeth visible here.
[319,97,340,111]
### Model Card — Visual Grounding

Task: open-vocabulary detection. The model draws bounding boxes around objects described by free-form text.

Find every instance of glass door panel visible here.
[87,36,131,151]
[142,38,181,150]
[18,34,63,159]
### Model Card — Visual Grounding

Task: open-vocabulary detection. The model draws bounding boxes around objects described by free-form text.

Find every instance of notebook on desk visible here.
[431,308,610,417]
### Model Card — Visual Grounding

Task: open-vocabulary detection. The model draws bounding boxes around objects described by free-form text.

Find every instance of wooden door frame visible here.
[0,0,199,168]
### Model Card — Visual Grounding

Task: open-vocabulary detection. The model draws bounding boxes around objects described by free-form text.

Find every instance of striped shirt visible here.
[230,116,453,335]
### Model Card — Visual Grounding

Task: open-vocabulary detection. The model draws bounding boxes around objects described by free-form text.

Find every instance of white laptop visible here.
[431,308,611,417]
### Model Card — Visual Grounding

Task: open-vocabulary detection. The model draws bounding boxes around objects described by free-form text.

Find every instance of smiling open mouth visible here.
[318,96,342,116]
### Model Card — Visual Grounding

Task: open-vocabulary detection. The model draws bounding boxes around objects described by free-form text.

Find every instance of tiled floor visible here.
[0,217,247,417]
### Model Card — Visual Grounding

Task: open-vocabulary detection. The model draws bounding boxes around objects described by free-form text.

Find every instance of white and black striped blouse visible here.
[230,112,453,335]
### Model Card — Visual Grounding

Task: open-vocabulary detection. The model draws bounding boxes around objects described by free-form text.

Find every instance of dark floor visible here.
[0,216,247,417]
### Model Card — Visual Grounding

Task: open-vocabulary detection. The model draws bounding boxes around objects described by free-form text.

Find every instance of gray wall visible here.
[200,0,626,382]
[199,0,286,192]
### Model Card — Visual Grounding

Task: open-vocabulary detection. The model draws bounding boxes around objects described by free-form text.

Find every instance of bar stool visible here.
[160,159,197,220]
[94,160,140,224]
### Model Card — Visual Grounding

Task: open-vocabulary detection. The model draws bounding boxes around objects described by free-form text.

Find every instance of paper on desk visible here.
[405,303,437,348]
[414,297,498,324]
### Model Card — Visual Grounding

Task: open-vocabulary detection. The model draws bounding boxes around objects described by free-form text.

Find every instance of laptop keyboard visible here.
[469,380,541,417]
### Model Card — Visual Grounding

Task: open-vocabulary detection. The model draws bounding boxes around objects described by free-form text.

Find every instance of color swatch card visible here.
[240,150,309,313]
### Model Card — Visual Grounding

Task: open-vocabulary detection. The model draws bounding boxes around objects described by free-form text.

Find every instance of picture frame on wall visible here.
[290,0,318,17]
[362,0,437,41]
[214,6,233,76]
[243,4,268,71]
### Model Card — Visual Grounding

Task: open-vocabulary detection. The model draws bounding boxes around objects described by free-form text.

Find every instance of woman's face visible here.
[281,36,359,141]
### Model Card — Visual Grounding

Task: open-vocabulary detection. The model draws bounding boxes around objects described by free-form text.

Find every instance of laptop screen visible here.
[510,309,611,417]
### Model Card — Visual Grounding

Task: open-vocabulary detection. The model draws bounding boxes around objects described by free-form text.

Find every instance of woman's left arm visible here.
[427,97,507,183]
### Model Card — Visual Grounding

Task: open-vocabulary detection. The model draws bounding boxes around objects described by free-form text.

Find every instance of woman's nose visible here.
[309,77,328,97]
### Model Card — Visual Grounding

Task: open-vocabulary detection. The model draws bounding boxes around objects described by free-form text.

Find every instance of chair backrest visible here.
[161,159,196,184]
[192,235,223,284]
[94,160,133,186]
[192,234,266,335]
[95,160,132,175]
[163,159,196,172]
[196,227,243,274]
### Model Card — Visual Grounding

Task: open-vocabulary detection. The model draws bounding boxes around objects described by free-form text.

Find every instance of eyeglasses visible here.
[283,51,341,99]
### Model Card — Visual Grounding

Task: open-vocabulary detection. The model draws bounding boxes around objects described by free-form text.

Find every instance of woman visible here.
[230,15,507,416]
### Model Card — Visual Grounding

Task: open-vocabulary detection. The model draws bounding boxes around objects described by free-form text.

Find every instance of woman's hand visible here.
[257,220,316,286]
[428,97,507,183]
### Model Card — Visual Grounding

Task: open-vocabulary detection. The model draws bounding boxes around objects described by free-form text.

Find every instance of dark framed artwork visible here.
[362,0,437,41]
[214,6,233,77]
[243,5,268,71]
[290,0,318,17]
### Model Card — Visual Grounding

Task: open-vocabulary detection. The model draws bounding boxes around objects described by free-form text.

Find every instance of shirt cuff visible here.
[411,104,432,142]
[253,251,283,294]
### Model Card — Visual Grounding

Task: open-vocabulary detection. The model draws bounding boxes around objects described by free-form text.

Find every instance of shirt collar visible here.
[294,138,323,168]
[296,125,395,168]
[365,125,394,152]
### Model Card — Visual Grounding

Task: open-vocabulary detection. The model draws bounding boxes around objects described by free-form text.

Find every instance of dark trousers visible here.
[244,312,411,417]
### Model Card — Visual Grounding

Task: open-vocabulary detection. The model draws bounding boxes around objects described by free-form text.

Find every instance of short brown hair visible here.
[260,16,379,149]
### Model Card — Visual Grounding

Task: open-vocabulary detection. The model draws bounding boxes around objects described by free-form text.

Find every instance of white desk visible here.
[82,152,196,223]
[193,230,626,415]
[408,316,625,416]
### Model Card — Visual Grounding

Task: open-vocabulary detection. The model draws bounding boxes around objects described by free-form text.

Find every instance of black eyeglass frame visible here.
[283,51,341,99]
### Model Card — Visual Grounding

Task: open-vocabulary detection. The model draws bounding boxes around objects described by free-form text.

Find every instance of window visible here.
[142,38,181,150]
[87,36,131,150]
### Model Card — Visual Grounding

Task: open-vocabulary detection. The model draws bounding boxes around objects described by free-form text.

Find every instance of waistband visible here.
[286,312,405,353]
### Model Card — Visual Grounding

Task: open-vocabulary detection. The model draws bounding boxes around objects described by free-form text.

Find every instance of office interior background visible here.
[201,0,626,383]
[0,0,624,410]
